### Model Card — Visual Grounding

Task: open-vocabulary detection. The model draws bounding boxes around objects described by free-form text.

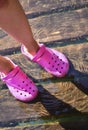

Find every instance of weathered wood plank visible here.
[0,86,88,128]
[1,0,88,37]
[5,43,88,82]
[0,124,65,130]
[19,0,88,13]
[1,115,88,130]
[0,8,88,51]
[29,8,88,42]
[0,125,65,130]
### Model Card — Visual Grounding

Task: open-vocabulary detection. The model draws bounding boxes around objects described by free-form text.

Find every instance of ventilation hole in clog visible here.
[60,59,62,61]
[20,93,22,95]
[61,67,63,69]
[58,64,60,66]
[22,81,25,83]
[59,71,62,73]
[29,87,31,89]
[52,57,54,60]
[55,61,57,63]
[26,84,28,86]
[56,68,58,70]
[49,62,50,64]
[17,90,19,92]
[25,90,27,92]
[30,81,32,84]
[33,90,35,92]
[18,85,20,87]
[63,62,65,64]
[24,95,26,96]
[29,92,31,94]
[52,65,54,68]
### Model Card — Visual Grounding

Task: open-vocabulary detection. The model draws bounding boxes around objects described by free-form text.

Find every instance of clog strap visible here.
[33,45,46,62]
[2,66,34,91]
[32,45,54,68]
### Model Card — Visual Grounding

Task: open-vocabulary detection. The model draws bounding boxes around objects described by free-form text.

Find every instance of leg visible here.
[0,0,39,74]
[0,0,69,78]
[0,55,38,102]
[0,0,39,56]
[0,0,38,102]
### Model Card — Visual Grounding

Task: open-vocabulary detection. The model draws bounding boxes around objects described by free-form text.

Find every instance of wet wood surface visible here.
[0,0,88,130]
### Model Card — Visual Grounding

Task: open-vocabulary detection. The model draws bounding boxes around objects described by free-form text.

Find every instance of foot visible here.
[0,56,15,75]
[21,44,69,77]
[0,57,38,102]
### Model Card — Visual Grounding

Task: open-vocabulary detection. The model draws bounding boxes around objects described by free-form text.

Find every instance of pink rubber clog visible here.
[21,44,69,77]
[0,58,38,102]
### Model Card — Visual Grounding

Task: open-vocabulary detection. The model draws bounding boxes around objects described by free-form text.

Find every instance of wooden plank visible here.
[0,36,20,51]
[1,115,88,130]
[29,8,88,42]
[0,39,88,76]
[19,0,88,13]
[0,8,88,51]
[0,88,88,129]
[1,0,88,39]
[0,124,65,130]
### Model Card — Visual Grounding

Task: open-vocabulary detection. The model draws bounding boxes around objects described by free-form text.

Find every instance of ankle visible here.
[0,57,15,75]
[3,64,15,75]
[24,41,40,56]
[28,45,40,56]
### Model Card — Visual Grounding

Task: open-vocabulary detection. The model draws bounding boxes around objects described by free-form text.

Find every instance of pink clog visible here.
[0,58,38,102]
[21,44,69,77]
